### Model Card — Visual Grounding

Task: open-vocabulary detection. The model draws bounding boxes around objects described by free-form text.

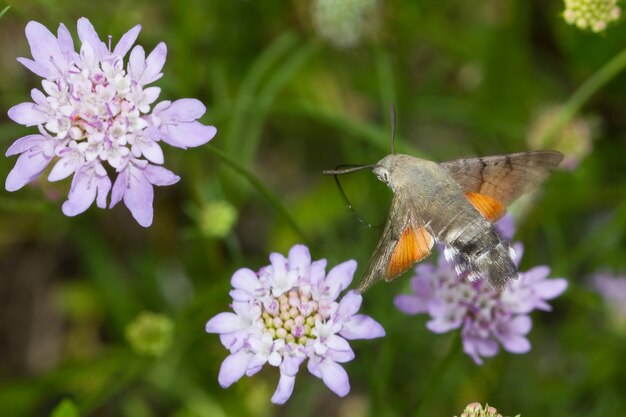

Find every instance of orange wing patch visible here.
[386,226,434,281]
[466,192,505,222]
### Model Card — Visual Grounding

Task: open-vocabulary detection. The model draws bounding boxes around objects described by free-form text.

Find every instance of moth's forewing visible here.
[356,192,434,293]
[439,150,563,219]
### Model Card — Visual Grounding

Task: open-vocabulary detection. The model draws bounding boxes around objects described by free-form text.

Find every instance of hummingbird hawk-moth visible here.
[324,148,563,293]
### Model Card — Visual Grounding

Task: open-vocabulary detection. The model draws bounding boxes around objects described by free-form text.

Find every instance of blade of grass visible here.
[0,5,10,19]
[207,144,309,244]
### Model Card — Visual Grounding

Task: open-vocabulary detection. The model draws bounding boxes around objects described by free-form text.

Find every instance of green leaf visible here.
[50,399,79,417]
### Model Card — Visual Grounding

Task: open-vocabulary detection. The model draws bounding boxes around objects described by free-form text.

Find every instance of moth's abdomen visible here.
[446,241,518,290]
[434,202,518,290]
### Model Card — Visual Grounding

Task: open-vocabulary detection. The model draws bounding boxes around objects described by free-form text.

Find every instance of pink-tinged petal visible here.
[112,24,141,58]
[77,17,107,58]
[534,278,568,300]
[16,57,54,78]
[139,139,164,164]
[128,45,146,80]
[48,156,81,181]
[160,121,217,149]
[24,21,65,73]
[96,175,111,209]
[143,164,180,186]
[140,42,167,85]
[324,260,357,298]
[123,167,154,227]
[8,102,47,126]
[280,354,305,377]
[340,314,385,340]
[57,23,75,62]
[5,134,48,156]
[337,290,362,319]
[159,98,206,122]
[5,149,51,191]
[410,275,434,299]
[394,294,428,315]
[206,312,245,334]
[218,350,250,388]
[231,268,260,293]
[288,244,311,275]
[62,173,98,216]
[271,373,296,404]
[319,360,350,397]
[327,348,355,363]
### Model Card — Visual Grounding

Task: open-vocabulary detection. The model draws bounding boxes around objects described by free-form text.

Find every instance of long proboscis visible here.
[322,164,374,176]
[322,164,379,228]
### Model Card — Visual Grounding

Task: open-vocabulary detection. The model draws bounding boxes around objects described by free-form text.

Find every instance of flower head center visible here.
[261,288,324,345]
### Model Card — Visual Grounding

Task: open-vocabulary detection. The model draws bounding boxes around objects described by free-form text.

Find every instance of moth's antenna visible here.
[389,104,397,154]
[324,164,381,229]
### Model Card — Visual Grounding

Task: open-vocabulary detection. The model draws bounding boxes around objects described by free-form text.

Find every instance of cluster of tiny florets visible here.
[563,0,621,32]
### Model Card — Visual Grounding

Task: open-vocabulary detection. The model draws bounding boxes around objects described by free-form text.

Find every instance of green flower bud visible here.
[198,200,237,238]
[126,312,174,357]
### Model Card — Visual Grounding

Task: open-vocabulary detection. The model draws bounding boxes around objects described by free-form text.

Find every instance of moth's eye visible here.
[380,171,389,183]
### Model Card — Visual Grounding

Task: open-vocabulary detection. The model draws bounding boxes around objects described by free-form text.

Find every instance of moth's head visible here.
[373,154,411,189]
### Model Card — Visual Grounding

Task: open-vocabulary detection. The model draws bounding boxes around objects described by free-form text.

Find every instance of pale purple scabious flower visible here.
[395,240,567,364]
[5,18,217,226]
[594,271,626,322]
[205,244,385,404]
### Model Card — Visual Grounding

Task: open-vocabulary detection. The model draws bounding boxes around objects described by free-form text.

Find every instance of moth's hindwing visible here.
[440,150,563,221]
[465,192,505,222]
[357,193,434,292]
[386,226,433,280]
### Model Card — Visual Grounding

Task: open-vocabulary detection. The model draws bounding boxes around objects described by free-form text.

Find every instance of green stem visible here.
[206,145,309,244]
[542,47,626,143]
[414,333,462,417]
[0,5,10,19]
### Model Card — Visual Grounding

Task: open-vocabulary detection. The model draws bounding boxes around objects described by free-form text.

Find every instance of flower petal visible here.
[57,23,75,62]
[5,149,51,191]
[140,42,167,85]
[500,334,531,354]
[271,373,296,405]
[48,155,82,181]
[8,102,47,126]
[123,166,154,227]
[337,290,362,319]
[112,24,141,58]
[159,98,206,122]
[206,312,246,334]
[96,174,111,209]
[24,21,65,75]
[231,268,260,294]
[138,139,164,164]
[288,244,311,276]
[61,172,98,216]
[318,360,350,397]
[128,45,146,80]
[16,57,54,78]
[340,314,386,340]
[534,278,568,300]
[160,121,217,149]
[218,350,250,388]
[143,164,180,186]
[77,17,107,59]
[5,134,48,156]
[324,260,357,299]
[394,294,427,315]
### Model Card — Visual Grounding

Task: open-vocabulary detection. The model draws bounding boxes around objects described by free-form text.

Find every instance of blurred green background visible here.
[1,0,626,416]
